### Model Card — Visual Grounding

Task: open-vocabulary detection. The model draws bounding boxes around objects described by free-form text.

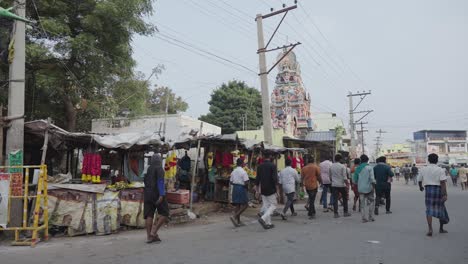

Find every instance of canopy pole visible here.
[189,122,203,211]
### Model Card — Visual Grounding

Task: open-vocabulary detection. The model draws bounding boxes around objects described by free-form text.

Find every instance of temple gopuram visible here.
[271,49,312,137]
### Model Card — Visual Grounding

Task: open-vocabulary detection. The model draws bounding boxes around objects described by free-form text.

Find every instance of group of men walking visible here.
[232,152,397,229]
[230,152,449,238]
[448,164,468,190]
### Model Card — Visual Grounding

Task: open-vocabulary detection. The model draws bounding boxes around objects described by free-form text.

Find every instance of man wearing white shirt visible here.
[319,158,333,212]
[278,158,301,220]
[230,159,250,227]
[418,153,449,237]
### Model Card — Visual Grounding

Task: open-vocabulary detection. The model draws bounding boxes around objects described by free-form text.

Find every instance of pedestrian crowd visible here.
[228,153,451,238]
[140,151,452,244]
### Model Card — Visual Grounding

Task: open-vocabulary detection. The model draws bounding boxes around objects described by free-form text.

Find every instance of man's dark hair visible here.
[263,152,272,159]
[285,158,292,166]
[354,158,361,165]
[334,154,342,162]
[428,153,438,164]
[360,154,369,163]
[376,156,387,163]
[236,158,244,167]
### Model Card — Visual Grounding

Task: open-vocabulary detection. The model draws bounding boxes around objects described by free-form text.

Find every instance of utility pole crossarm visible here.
[259,5,297,20]
[261,42,301,75]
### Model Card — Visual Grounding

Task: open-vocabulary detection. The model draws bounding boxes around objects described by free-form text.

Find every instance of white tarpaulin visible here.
[92,132,163,149]
[0,173,10,228]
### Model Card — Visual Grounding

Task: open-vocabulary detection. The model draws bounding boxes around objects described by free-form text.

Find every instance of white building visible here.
[91,114,221,144]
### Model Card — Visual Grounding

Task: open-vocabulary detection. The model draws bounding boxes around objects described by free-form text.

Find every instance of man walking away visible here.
[449,165,458,187]
[374,156,394,215]
[353,154,376,223]
[418,154,449,236]
[458,165,468,191]
[278,159,300,220]
[351,158,361,212]
[255,153,279,229]
[330,154,351,218]
[319,158,333,212]
[403,165,410,184]
[395,166,401,181]
[411,164,419,185]
[144,154,170,243]
[301,155,322,219]
[230,159,250,227]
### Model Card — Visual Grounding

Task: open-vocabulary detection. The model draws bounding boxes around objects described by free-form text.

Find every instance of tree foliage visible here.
[200,80,262,134]
[148,86,188,114]
[0,0,156,131]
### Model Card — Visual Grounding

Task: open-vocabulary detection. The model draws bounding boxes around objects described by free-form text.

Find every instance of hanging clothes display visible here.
[81,153,102,183]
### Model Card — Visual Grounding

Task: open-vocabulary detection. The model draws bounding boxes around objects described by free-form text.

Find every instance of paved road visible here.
[2,181,467,264]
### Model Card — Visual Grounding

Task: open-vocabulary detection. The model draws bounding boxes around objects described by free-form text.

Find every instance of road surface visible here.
[1,180,467,264]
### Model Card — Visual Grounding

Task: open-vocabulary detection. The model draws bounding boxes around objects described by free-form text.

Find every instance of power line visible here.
[297,1,370,89]
[158,33,257,75]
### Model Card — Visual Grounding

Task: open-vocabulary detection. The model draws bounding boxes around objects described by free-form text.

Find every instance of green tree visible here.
[200,80,262,134]
[0,0,156,131]
[148,86,188,114]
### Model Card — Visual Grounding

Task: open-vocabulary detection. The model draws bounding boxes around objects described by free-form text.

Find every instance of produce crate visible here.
[166,190,190,205]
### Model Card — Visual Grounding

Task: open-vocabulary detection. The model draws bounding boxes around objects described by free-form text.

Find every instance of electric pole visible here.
[374,129,387,158]
[256,4,300,144]
[356,122,368,155]
[347,91,372,158]
[5,0,26,229]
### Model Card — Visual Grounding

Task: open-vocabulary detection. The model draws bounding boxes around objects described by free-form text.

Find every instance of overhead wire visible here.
[297,2,370,89]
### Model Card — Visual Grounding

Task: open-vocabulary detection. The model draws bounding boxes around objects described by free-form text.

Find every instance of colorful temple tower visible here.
[271,49,312,137]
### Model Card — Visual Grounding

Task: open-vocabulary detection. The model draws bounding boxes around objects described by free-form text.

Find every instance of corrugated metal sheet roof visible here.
[305,131,336,142]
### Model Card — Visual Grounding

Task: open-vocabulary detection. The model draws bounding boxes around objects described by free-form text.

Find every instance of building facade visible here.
[413,130,468,165]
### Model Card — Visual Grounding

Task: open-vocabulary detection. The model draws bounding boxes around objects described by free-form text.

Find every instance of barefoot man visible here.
[418,153,449,237]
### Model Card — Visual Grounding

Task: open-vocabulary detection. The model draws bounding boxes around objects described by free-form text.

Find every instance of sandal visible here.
[426,231,433,237]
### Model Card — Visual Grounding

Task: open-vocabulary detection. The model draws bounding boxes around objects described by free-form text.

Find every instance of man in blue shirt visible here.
[144,154,169,243]
[449,165,458,186]
[374,156,394,215]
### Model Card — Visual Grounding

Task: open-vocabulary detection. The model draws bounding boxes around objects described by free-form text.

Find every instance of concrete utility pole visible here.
[374,129,387,158]
[347,91,372,158]
[356,122,369,155]
[348,94,356,158]
[5,0,26,229]
[255,4,300,144]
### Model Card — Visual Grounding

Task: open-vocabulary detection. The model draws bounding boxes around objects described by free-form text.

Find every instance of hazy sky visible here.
[132,0,468,146]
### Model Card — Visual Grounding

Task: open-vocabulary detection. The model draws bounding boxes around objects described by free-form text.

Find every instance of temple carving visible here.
[271,49,312,137]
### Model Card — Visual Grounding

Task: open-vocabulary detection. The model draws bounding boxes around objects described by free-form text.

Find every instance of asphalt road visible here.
[2,180,467,264]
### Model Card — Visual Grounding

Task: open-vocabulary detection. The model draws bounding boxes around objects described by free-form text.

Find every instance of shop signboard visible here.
[8,150,23,196]
[0,173,10,228]
[449,146,465,153]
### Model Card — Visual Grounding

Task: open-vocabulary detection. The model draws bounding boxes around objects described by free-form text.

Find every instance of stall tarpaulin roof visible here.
[25,119,166,151]
[92,131,163,149]
[25,119,92,149]
[261,143,305,154]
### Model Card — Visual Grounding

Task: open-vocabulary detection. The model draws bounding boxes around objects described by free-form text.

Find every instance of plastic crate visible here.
[166,190,190,205]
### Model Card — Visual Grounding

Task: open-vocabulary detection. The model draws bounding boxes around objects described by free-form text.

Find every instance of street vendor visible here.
[144,154,170,244]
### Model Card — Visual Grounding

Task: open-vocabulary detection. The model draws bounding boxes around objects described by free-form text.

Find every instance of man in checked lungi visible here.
[418,153,449,237]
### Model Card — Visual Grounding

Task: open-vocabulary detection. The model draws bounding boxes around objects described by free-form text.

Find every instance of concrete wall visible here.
[91,114,221,144]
